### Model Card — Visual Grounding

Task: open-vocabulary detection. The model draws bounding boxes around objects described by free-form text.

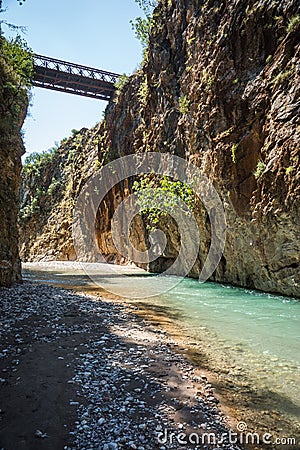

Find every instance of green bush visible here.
[138,75,148,105]
[287,15,300,33]
[130,0,157,46]
[115,74,129,91]
[20,146,63,223]
[265,54,272,64]
[253,160,266,179]
[231,144,238,163]
[0,35,33,129]
[1,35,33,88]
[22,146,59,177]
[132,175,194,230]
[47,179,63,196]
[272,68,293,87]
[179,95,190,114]
[285,166,294,175]
[130,0,158,62]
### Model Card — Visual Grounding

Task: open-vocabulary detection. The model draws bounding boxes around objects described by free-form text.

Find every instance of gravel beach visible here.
[0,282,244,449]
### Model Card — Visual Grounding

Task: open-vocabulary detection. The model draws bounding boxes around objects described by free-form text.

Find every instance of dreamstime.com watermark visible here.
[157,422,298,447]
[72,152,227,298]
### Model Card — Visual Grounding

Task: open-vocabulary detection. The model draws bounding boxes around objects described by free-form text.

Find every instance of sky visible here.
[1,0,144,158]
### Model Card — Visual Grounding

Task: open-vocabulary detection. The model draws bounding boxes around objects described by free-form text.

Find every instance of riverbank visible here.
[19,262,300,448]
[0,282,245,450]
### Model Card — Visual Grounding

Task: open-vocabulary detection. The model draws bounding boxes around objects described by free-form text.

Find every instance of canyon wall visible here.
[0,38,28,286]
[19,126,101,261]
[20,0,300,297]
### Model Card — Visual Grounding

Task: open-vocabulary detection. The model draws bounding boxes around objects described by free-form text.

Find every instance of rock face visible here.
[20,0,300,297]
[0,42,28,286]
[19,126,101,261]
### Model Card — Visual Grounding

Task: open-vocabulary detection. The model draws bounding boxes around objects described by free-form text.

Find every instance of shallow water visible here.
[23,263,300,431]
[139,279,300,420]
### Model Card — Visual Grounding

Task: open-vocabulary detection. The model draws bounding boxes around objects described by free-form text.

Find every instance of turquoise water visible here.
[23,265,300,425]
[158,279,300,364]
[138,278,300,418]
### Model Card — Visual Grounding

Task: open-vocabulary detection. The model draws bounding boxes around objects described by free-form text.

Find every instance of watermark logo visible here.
[72,152,226,298]
[157,422,297,447]
[237,421,248,432]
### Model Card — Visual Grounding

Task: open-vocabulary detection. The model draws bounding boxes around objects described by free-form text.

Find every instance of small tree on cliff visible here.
[0,0,33,120]
[131,0,157,56]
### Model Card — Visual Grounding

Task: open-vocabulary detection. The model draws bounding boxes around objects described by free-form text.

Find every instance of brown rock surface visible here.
[19,126,101,262]
[19,0,300,297]
[100,0,300,297]
[0,40,28,286]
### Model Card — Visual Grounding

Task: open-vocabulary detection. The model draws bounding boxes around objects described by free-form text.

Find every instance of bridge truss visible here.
[33,54,120,101]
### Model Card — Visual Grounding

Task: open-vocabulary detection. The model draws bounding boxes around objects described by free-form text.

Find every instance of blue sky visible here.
[1,0,144,157]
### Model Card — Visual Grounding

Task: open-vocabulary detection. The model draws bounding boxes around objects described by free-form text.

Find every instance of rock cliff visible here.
[0,37,29,286]
[19,126,101,261]
[20,0,300,297]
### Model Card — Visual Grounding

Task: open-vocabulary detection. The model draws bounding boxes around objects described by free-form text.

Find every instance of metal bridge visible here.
[33,54,120,101]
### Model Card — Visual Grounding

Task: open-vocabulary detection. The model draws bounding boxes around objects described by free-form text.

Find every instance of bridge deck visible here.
[33,54,120,101]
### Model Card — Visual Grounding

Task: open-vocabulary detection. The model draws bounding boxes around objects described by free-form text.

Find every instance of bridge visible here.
[33,54,120,101]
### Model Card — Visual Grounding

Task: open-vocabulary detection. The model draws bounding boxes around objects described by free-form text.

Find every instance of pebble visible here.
[35,429,48,439]
[0,283,243,450]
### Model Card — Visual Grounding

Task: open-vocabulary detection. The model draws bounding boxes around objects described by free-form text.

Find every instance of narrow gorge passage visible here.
[0,0,299,449]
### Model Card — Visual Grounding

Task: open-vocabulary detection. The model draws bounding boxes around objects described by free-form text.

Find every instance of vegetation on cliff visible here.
[19,125,104,261]
[0,34,32,285]
[132,175,195,230]
[131,0,157,54]
[0,34,33,142]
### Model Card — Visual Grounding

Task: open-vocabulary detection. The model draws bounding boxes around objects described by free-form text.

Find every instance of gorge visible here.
[0,0,299,449]
[17,0,300,298]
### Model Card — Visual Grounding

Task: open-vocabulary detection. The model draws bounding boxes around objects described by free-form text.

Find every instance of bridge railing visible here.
[33,54,120,85]
[32,54,121,100]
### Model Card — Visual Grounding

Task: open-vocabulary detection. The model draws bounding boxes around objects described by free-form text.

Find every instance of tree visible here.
[131,0,158,51]
[1,35,33,86]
